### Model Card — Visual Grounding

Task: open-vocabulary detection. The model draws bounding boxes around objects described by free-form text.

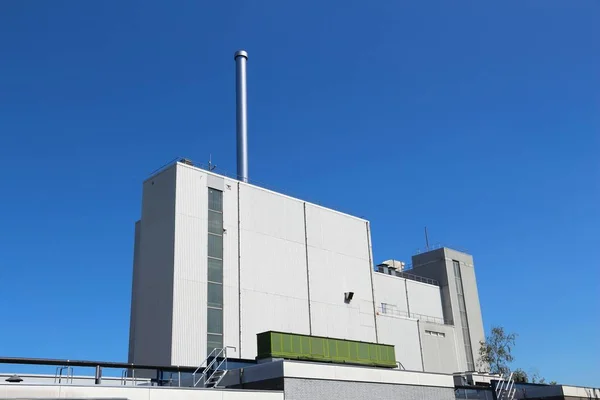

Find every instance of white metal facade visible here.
[0,383,282,400]
[129,162,483,374]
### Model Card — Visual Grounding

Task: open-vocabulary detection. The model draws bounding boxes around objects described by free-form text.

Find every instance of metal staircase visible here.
[192,347,231,388]
[495,372,516,400]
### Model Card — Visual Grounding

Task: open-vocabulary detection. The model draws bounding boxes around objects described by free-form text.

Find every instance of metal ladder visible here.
[192,347,232,388]
[495,372,516,400]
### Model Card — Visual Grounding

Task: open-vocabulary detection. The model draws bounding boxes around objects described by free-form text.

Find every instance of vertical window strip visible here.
[207,189,224,354]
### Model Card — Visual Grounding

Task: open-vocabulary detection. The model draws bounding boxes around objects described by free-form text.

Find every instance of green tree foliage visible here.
[531,372,546,384]
[513,368,528,383]
[478,326,558,384]
[477,326,517,375]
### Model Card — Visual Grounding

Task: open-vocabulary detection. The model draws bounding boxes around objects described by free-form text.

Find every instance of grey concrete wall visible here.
[443,248,484,371]
[129,166,177,366]
[419,321,459,373]
[284,378,455,400]
[410,247,486,372]
[128,220,141,363]
[411,248,448,285]
[457,258,485,369]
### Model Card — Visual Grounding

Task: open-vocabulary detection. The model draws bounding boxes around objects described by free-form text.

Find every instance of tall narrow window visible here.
[454,260,475,370]
[207,188,223,354]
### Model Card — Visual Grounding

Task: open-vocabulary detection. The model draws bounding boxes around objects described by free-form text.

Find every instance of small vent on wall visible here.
[425,330,445,337]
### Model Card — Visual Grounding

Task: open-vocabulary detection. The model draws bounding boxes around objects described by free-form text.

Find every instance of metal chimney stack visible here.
[234,50,249,182]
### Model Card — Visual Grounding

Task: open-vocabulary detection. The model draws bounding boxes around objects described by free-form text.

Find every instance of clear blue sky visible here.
[0,0,598,387]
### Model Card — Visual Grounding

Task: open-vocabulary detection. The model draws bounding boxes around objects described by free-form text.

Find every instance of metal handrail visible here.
[375,266,439,286]
[192,348,217,387]
[495,372,516,400]
[377,306,450,325]
[192,347,231,387]
[54,366,73,384]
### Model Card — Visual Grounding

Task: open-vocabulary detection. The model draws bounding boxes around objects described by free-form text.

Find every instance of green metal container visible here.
[256,331,397,368]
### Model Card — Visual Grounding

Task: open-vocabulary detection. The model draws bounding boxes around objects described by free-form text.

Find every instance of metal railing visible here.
[376,266,439,286]
[0,356,203,387]
[192,346,236,388]
[54,366,73,384]
[377,306,450,325]
[495,373,516,400]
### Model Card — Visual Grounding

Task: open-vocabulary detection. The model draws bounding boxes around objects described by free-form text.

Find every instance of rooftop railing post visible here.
[94,365,102,385]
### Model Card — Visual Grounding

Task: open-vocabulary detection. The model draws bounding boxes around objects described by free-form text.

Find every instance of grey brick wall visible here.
[284,378,455,400]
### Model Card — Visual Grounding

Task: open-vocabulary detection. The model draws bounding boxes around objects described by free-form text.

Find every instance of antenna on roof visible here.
[208,154,217,171]
[424,226,430,251]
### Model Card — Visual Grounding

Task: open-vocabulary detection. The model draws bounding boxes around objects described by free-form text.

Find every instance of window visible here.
[425,330,446,338]
[208,210,223,234]
[207,333,223,354]
[381,303,387,314]
[207,307,223,334]
[207,234,223,259]
[206,188,224,354]
[208,189,223,212]
[207,282,223,308]
[208,258,223,283]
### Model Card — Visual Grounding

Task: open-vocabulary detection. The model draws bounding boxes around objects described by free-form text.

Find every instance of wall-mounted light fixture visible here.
[344,292,354,303]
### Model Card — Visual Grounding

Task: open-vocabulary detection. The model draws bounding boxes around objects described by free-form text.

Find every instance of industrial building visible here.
[128,160,485,376]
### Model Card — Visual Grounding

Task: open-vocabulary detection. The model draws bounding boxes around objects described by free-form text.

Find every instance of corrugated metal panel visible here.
[171,279,207,365]
[171,165,209,365]
[222,178,240,358]
[305,203,376,343]
[305,204,368,260]
[419,321,459,373]
[406,280,444,320]
[372,273,409,315]
[239,184,305,244]
[133,166,176,366]
[238,184,310,359]
[241,290,311,359]
[376,315,423,371]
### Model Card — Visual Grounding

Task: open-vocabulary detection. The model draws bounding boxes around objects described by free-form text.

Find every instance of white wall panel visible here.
[0,384,283,400]
[406,280,444,320]
[222,178,240,358]
[376,315,423,371]
[239,184,305,244]
[175,164,208,218]
[171,278,207,366]
[239,184,310,359]
[306,228,376,343]
[372,273,409,315]
[171,164,209,365]
[305,204,368,260]
[241,290,310,358]
[419,321,459,374]
[283,360,455,388]
[133,166,177,366]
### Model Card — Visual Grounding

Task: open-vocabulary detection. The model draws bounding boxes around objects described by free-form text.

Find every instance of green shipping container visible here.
[256,331,397,368]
